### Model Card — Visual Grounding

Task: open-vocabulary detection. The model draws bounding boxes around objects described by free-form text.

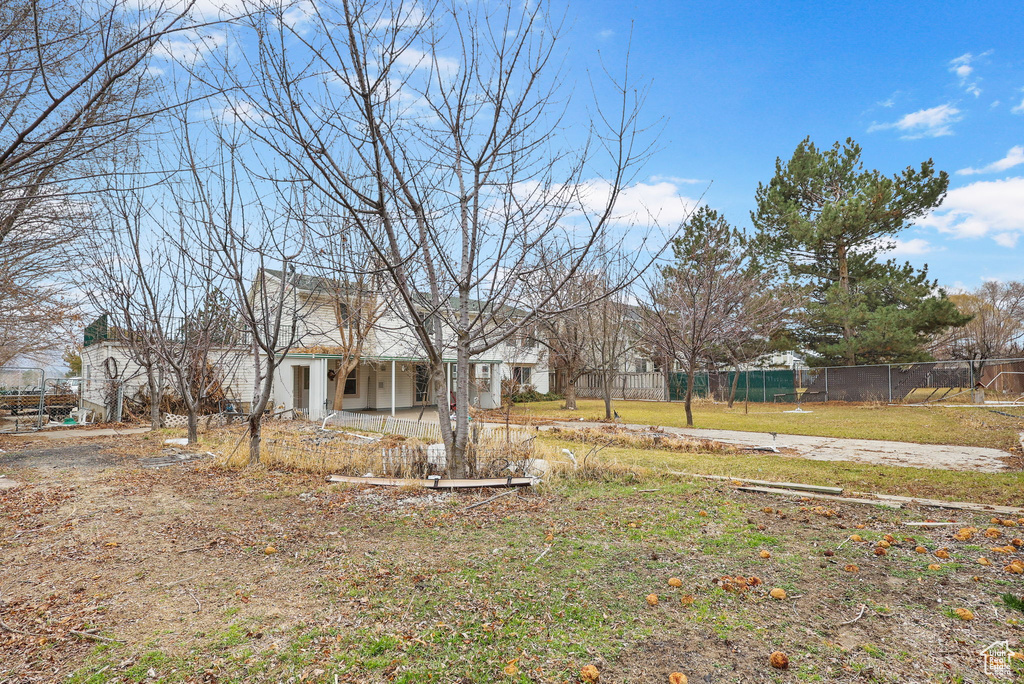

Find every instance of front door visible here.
[293,365,310,410]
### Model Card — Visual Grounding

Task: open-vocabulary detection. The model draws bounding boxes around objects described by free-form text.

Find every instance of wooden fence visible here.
[324,410,533,443]
[574,372,666,401]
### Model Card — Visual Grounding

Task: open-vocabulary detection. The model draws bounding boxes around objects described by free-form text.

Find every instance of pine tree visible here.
[752,137,969,366]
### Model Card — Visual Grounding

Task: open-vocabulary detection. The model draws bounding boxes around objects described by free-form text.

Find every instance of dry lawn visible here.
[1,430,1023,683]
[511,399,1024,453]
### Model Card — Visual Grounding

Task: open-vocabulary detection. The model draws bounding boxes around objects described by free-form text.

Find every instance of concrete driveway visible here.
[541,421,1016,473]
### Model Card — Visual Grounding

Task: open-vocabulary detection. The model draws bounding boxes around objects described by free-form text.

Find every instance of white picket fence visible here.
[575,371,666,401]
[323,410,533,443]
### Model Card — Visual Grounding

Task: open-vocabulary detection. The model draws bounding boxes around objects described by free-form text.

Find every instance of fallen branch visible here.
[70,629,123,643]
[464,491,518,511]
[736,486,901,509]
[838,604,867,626]
[187,589,201,613]
[531,545,551,564]
[0,618,43,637]
[177,545,207,554]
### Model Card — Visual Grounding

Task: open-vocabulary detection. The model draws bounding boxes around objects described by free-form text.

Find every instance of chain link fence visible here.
[573,358,1024,406]
[0,367,83,432]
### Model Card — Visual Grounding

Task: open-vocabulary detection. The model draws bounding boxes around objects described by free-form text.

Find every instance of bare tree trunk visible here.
[603,369,613,420]
[186,411,198,444]
[727,362,741,409]
[564,373,578,411]
[147,363,162,428]
[684,359,696,427]
[331,358,360,411]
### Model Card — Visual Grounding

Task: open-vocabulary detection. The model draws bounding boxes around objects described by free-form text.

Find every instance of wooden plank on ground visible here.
[736,486,902,509]
[327,475,534,488]
[669,471,843,495]
[856,493,1024,517]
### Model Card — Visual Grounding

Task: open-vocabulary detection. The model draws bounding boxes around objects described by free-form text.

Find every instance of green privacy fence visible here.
[668,370,796,403]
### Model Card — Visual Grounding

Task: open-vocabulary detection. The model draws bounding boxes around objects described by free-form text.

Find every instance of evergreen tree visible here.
[752,137,969,366]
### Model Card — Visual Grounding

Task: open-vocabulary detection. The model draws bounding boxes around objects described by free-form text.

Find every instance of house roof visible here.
[262,268,532,319]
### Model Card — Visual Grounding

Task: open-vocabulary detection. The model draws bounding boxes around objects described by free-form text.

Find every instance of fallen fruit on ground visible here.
[844,564,859,572]
[769,588,787,600]
[264,545,277,554]
[580,664,600,683]
[504,663,518,676]
[928,563,942,571]
[769,652,789,669]
[877,539,891,548]
[984,528,1002,539]
[978,557,992,566]
[668,577,682,587]
[646,593,659,606]
[669,673,687,684]
[935,549,951,559]
[915,546,927,554]
[874,547,887,556]
[955,608,974,620]
[849,534,864,542]
[759,550,771,559]
[680,594,694,606]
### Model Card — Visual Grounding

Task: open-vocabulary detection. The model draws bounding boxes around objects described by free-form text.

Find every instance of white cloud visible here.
[918,177,1024,246]
[948,52,986,97]
[648,175,708,185]
[153,30,227,65]
[957,145,1024,175]
[393,47,459,77]
[206,97,266,124]
[868,103,963,139]
[888,238,934,255]
[571,179,702,227]
[1013,95,1024,114]
[596,29,614,39]
[993,233,1019,248]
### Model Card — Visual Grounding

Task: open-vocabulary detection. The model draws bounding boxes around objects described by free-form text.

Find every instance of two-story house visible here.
[81,269,548,421]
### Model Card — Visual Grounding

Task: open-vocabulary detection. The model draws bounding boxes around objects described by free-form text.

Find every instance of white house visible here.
[81,270,548,421]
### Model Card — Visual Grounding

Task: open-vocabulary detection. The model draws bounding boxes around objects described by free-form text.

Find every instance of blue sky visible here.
[561,1,1024,289]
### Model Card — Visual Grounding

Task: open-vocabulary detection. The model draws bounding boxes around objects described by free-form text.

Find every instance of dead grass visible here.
[3,438,1024,683]
[512,399,1024,452]
[198,421,546,479]
[539,433,1024,506]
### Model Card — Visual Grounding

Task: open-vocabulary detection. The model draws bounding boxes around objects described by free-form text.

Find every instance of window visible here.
[414,364,430,403]
[344,368,358,396]
[477,364,491,380]
[512,366,532,385]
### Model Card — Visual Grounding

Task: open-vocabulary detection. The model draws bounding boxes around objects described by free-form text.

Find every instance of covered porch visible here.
[272,355,502,422]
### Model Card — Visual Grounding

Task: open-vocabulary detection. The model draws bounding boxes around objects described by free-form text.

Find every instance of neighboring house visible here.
[81,270,548,420]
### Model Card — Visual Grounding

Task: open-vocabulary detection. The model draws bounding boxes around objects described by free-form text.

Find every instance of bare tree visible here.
[229,0,663,476]
[299,208,386,412]
[88,177,243,442]
[647,206,784,426]
[933,281,1024,374]
[0,197,82,365]
[0,0,223,249]
[172,119,310,463]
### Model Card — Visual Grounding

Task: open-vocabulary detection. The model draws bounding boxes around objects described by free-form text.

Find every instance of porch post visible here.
[489,363,500,409]
[390,360,396,416]
[446,361,451,402]
[310,357,328,421]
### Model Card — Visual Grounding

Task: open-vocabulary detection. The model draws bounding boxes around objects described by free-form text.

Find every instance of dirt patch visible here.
[0,441,129,470]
